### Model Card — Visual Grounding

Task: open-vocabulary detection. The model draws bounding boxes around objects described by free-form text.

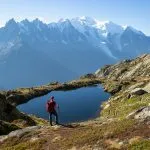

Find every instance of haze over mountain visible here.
[0,16,150,89]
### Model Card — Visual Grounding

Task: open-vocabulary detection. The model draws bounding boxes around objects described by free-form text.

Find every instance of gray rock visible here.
[135,106,150,120]
[126,106,150,120]
[0,126,41,142]
[126,107,146,119]
[8,126,40,138]
[130,88,147,96]
[127,82,144,92]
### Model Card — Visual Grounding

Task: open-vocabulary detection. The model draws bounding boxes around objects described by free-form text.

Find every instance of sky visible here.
[0,0,149,35]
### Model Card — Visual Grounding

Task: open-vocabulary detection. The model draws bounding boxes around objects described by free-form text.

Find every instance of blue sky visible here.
[0,0,149,35]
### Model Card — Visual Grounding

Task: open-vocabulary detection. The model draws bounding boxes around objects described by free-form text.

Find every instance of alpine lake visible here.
[18,85,110,123]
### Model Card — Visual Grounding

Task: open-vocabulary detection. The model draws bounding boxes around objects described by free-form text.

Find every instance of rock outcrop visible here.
[0,93,23,122]
[134,106,150,120]
[130,88,147,96]
[0,120,20,135]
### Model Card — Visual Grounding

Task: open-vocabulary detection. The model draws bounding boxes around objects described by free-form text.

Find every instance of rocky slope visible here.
[0,54,150,149]
[96,54,150,80]
[95,54,150,121]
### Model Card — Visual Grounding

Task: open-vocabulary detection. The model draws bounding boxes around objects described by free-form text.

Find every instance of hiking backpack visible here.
[46,101,56,112]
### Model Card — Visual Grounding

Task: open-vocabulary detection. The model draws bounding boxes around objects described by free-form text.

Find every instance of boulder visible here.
[134,106,150,120]
[127,82,144,92]
[0,126,41,142]
[126,106,150,120]
[130,88,147,96]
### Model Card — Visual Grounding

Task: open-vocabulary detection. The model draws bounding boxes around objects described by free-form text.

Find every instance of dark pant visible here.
[49,110,58,125]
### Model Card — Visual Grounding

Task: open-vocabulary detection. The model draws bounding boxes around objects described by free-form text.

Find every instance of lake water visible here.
[18,86,110,123]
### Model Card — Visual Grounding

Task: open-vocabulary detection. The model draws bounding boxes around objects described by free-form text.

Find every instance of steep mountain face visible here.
[0,17,150,88]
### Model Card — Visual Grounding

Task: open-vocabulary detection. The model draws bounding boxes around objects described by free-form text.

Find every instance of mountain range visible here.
[0,16,150,89]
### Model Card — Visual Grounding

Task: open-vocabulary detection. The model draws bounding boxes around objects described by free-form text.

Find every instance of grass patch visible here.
[102,81,122,94]
[29,115,49,126]
[128,139,150,150]
[101,93,150,119]
[60,119,135,149]
[1,138,47,150]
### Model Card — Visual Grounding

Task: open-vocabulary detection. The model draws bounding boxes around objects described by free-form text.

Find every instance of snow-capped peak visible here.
[2,17,146,38]
[71,16,96,26]
[94,20,124,36]
[70,17,125,37]
[69,16,96,34]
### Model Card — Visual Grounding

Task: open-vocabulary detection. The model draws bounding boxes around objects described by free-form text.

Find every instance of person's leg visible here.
[49,112,53,126]
[53,110,59,124]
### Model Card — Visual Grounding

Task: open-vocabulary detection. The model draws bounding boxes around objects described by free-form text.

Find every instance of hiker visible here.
[46,96,59,126]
